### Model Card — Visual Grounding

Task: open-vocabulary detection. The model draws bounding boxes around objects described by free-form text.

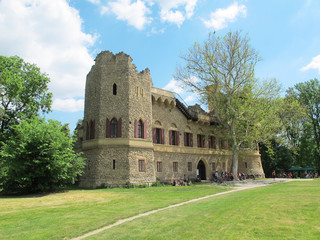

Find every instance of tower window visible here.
[113,83,117,95]
[113,160,116,170]
[110,118,118,138]
[106,118,122,138]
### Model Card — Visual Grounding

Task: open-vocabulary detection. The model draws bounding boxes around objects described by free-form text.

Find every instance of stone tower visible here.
[80,51,156,188]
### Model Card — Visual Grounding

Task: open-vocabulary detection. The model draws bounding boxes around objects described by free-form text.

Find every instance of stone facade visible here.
[77,51,265,188]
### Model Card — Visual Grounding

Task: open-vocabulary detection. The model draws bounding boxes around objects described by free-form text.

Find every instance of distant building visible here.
[76,51,265,188]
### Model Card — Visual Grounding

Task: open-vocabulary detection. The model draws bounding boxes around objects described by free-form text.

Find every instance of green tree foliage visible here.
[260,140,296,177]
[0,117,85,194]
[290,79,320,170]
[0,56,52,142]
[175,31,281,178]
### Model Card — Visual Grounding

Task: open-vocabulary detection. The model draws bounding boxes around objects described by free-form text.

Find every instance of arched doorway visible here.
[197,160,206,180]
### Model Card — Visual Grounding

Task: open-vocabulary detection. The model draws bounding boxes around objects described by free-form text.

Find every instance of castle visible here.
[77,51,265,188]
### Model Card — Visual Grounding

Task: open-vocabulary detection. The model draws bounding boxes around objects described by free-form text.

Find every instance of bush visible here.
[0,117,85,194]
[151,182,165,187]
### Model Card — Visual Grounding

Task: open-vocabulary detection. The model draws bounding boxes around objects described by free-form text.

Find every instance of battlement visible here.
[93,51,150,78]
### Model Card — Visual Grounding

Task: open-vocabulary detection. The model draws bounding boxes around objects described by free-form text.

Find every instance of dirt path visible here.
[71,179,307,240]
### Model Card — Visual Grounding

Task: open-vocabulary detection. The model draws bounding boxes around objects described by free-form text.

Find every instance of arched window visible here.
[138,120,143,138]
[110,118,118,138]
[90,120,95,139]
[106,117,122,138]
[135,119,146,139]
[113,83,117,95]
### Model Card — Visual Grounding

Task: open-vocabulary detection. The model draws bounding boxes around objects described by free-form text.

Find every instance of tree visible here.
[289,78,320,170]
[260,140,296,177]
[0,117,85,194]
[0,56,52,142]
[175,31,281,178]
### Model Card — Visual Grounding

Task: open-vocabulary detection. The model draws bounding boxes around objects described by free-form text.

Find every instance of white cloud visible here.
[157,0,198,27]
[53,98,84,112]
[183,95,195,103]
[102,0,152,30]
[87,0,100,4]
[163,78,184,94]
[202,2,247,30]
[0,0,96,112]
[301,55,320,74]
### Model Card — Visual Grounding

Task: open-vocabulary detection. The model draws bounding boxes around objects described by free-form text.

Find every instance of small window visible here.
[245,162,248,168]
[173,162,178,172]
[188,162,192,172]
[139,159,145,172]
[113,160,116,170]
[113,83,117,95]
[157,161,162,172]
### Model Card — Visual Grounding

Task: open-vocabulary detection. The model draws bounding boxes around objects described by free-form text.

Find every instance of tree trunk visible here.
[232,147,239,180]
[230,123,239,180]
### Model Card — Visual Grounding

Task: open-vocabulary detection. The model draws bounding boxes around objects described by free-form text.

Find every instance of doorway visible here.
[197,160,206,180]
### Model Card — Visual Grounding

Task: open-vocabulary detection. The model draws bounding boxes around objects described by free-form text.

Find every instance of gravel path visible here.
[72,178,311,240]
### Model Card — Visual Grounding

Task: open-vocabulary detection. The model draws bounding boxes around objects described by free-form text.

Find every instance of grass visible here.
[0,184,230,240]
[88,179,320,240]
[1,180,319,240]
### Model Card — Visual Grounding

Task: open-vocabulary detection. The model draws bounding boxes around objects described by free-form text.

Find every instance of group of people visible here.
[274,171,318,179]
[172,175,192,186]
[213,171,235,181]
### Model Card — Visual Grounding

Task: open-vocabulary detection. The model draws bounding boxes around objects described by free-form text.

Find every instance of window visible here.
[113,160,116,170]
[135,119,146,139]
[188,162,192,172]
[86,121,90,140]
[106,118,122,138]
[184,132,193,147]
[169,130,179,146]
[222,162,226,171]
[197,134,206,148]
[139,160,145,172]
[113,83,117,95]
[245,162,248,168]
[110,118,118,138]
[157,161,162,172]
[86,120,95,140]
[138,120,143,138]
[220,139,228,149]
[209,136,216,149]
[173,162,178,172]
[153,128,164,144]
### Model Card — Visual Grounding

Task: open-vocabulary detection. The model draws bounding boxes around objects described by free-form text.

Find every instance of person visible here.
[230,173,234,181]
[272,170,276,181]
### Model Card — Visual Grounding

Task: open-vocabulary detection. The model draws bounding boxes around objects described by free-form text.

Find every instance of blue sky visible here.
[1,0,320,131]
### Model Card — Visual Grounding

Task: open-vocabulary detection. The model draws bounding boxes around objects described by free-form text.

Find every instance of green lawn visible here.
[88,179,320,240]
[0,184,230,240]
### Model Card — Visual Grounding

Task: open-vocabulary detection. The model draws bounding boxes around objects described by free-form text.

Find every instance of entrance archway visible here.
[197,160,206,180]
